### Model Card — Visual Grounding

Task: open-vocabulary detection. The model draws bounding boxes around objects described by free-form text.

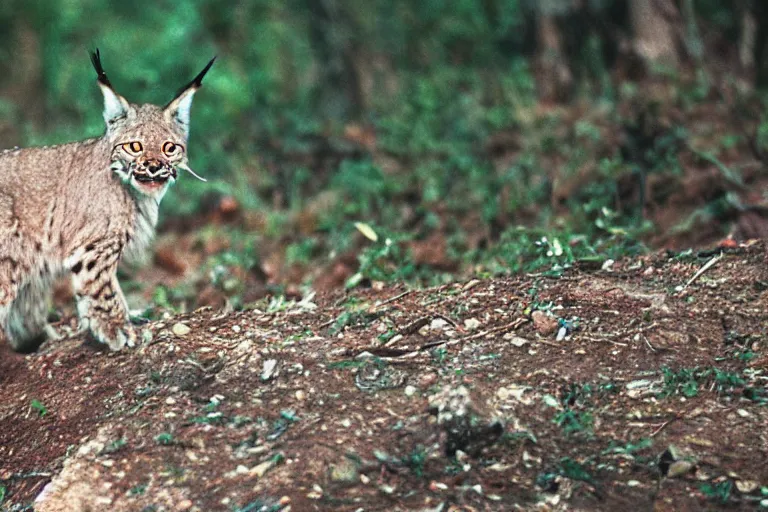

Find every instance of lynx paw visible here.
[89,320,137,351]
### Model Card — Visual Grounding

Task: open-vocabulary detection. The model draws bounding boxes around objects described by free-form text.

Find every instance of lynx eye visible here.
[162,142,180,156]
[122,142,143,155]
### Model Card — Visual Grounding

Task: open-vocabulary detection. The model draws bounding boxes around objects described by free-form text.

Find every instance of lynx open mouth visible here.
[132,168,176,184]
[133,173,168,183]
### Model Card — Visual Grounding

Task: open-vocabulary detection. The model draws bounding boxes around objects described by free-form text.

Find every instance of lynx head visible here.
[90,49,214,198]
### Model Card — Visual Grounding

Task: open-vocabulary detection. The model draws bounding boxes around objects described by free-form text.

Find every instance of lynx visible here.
[0,49,214,352]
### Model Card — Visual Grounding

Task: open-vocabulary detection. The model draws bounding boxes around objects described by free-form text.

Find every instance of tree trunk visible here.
[754,1,768,88]
[535,14,572,102]
[629,0,679,67]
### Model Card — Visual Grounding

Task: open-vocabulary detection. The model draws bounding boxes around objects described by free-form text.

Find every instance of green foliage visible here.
[405,445,428,477]
[30,399,47,417]
[0,0,762,300]
[154,432,175,446]
[660,366,763,400]
[700,480,733,504]
[553,409,593,435]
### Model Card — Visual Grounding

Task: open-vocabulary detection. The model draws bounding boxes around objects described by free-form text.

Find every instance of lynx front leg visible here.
[69,238,137,351]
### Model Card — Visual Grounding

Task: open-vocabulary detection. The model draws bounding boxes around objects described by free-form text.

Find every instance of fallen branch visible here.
[681,252,722,290]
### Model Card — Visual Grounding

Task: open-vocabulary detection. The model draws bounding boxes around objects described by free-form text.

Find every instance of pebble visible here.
[172,322,191,336]
[404,385,417,396]
[735,480,759,493]
[176,499,193,511]
[463,318,481,331]
[251,460,274,478]
[531,311,558,335]
[503,333,530,347]
[295,390,306,401]
[419,373,438,388]
[261,359,278,381]
[667,460,695,478]
[330,459,359,483]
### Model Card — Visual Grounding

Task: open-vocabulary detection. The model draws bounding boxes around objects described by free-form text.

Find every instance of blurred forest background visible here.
[1,0,768,314]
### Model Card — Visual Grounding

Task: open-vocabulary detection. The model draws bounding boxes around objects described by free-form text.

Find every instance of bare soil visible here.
[2,241,768,511]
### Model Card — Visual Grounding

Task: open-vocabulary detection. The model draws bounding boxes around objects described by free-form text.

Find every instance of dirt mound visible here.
[1,242,768,511]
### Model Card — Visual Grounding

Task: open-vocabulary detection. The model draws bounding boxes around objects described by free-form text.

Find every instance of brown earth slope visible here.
[1,242,768,511]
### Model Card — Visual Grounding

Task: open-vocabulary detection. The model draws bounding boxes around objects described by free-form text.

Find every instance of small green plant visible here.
[700,480,732,504]
[660,366,751,398]
[553,409,594,435]
[0,484,6,505]
[346,232,418,288]
[103,438,127,454]
[602,438,653,456]
[558,457,595,483]
[660,367,704,398]
[404,446,428,477]
[431,347,448,366]
[30,399,47,417]
[129,484,147,496]
[154,433,175,446]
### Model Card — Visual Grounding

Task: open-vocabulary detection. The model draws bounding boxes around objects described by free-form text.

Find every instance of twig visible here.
[423,310,460,330]
[650,418,677,437]
[435,317,529,350]
[682,252,723,290]
[375,290,413,308]
[643,336,656,353]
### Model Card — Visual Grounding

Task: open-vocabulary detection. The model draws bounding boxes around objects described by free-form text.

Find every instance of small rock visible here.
[419,373,438,388]
[427,318,449,332]
[735,480,759,493]
[330,458,359,483]
[251,460,275,478]
[176,499,193,511]
[404,385,417,397]
[232,324,242,333]
[172,322,191,336]
[429,481,448,491]
[531,311,558,335]
[463,318,481,331]
[504,334,530,347]
[463,279,480,291]
[295,390,306,401]
[667,460,695,478]
[261,359,278,381]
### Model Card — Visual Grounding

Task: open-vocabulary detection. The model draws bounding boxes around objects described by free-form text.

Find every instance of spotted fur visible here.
[0,50,214,352]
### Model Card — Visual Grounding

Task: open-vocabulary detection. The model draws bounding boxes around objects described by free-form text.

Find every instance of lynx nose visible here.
[147,161,163,173]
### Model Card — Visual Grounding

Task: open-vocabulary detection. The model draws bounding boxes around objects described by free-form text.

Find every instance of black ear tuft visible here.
[191,56,217,89]
[90,48,112,87]
[169,56,216,102]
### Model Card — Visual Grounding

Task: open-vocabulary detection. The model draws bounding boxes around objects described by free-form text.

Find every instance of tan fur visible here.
[0,51,213,352]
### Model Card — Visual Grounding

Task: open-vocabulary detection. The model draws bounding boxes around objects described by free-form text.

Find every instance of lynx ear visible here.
[164,56,216,139]
[90,49,131,126]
